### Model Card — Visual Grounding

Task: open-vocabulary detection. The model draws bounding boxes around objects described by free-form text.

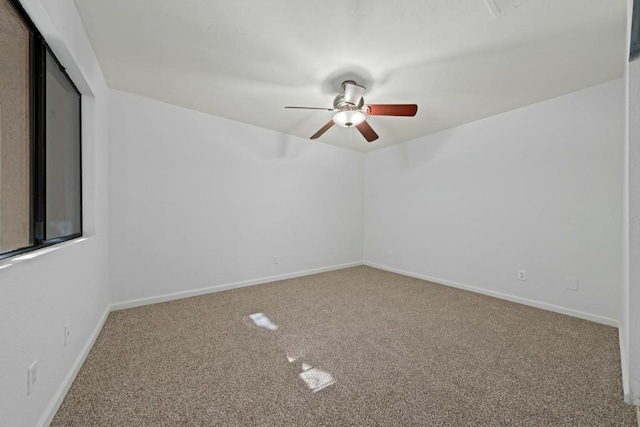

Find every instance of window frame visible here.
[633,0,640,60]
[1,0,83,260]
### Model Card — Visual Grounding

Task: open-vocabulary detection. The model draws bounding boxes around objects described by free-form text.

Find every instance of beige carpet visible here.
[53,266,636,426]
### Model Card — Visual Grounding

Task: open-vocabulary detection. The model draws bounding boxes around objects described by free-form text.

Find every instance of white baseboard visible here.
[111,261,364,311]
[364,261,619,327]
[619,330,631,403]
[38,305,111,427]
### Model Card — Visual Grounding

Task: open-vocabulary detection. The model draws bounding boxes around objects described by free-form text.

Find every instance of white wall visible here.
[364,79,625,325]
[0,1,110,427]
[628,57,640,402]
[109,90,363,305]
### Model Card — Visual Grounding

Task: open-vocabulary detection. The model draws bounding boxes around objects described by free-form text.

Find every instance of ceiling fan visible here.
[285,80,418,143]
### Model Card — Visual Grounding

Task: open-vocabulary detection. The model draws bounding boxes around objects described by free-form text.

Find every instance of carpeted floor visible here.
[53,266,636,426]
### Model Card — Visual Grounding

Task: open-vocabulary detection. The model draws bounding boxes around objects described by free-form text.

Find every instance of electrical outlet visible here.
[518,270,527,281]
[64,322,71,347]
[27,361,38,396]
[273,256,279,265]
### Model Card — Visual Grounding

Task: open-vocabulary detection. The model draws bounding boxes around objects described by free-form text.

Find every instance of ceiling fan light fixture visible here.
[333,110,365,128]
[285,80,416,143]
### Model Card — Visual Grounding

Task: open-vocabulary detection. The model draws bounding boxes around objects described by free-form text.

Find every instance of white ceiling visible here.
[73,0,627,153]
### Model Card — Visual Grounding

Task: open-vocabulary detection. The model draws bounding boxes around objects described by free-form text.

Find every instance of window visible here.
[0,0,82,260]
[632,0,640,60]
[44,51,82,241]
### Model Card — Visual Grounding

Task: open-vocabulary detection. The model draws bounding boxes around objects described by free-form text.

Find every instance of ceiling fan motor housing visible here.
[333,80,366,111]
[333,93,365,110]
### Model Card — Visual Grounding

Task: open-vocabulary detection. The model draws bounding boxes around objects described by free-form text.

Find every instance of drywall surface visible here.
[109,90,363,304]
[0,0,110,426]
[629,58,640,402]
[364,79,625,324]
[620,0,634,402]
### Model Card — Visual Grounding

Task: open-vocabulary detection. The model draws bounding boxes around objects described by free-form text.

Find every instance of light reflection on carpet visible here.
[299,367,336,392]
[249,312,278,331]
[247,312,336,393]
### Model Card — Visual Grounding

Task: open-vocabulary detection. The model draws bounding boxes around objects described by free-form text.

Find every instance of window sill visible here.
[0,236,90,270]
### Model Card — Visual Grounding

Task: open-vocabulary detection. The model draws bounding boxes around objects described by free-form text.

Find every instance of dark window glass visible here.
[0,0,32,254]
[45,51,81,240]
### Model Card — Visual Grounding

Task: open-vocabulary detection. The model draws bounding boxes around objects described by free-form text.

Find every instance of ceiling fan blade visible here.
[366,104,418,116]
[344,82,366,105]
[285,106,336,111]
[355,120,379,143]
[310,120,335,139]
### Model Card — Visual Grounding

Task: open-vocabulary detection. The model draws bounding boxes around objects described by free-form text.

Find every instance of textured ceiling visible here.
[73,0,627,152]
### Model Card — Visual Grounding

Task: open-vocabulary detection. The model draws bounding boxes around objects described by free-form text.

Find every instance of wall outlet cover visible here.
[64,322,71,346]
[518,270,527,281]
[27,361,38,396]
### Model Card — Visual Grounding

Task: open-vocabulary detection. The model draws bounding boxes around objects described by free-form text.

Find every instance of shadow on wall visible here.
[397,129,455,170]
[234,125,307,161]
